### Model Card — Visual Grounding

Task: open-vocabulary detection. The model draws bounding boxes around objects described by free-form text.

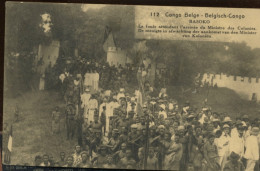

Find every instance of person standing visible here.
[59,72,66,96]
[81,88,91,121]
[93,71,99,91]
[164,133,183,170]
[100,106,107,136]
[58,152,66,167]
[147,147,158,170]
[73,76,81,115]
[78,151,91,168]
[73,145,82,167]
[40,154,51,166]
[203,134,220,171]
[51,106,61,134]
[39,73,45,90]
[217,124,231,171]
[229,125,245,158]
[66,104,76,140]
[2,123,12,164]
[88,95,98,124]
[244,127,259,171]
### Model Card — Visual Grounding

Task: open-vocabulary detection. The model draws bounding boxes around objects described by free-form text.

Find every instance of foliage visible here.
[4,2,260,94]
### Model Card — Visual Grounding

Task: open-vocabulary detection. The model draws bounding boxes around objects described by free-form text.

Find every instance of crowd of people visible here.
[7,58,259,171]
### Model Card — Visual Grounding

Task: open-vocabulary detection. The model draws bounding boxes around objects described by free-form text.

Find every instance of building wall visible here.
[202,73,260,101]
[37,40,60,74]
[107,46,132,67]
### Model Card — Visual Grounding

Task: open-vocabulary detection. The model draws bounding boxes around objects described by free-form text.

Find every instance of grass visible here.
[3,86,260,166]
[166,86,260,119]
[4,90,77,166]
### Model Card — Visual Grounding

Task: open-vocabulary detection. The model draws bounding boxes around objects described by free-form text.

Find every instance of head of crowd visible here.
[34,58,260,170]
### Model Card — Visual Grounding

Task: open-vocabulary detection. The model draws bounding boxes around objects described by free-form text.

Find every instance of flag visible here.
[7,125,12,152]
[136,90,143,116]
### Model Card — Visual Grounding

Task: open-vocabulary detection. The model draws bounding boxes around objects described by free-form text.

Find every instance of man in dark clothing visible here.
[66,104,76,140]
[100,106,106,136]
[58,152,66,167]
[223,152,245,171]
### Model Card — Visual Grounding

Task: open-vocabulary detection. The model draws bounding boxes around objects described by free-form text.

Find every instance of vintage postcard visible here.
[3,2,260,170]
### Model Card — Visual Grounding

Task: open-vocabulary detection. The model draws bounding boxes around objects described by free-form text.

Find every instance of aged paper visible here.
[3,2,260,170]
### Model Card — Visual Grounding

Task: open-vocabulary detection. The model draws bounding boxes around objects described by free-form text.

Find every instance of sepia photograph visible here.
[3,2,260,171]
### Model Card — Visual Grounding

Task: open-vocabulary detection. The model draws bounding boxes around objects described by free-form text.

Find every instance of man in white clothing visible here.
[88,95,98,124]
[244,127,259,171]
[231,120,243,139]
[93,72,99,91]
[81,88,91,121]
[216,124,231,171]
[229,125,245,158]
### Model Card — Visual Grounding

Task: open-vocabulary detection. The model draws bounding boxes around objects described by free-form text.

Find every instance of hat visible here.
[85,88,90,92]
[160,104,166,110]
[131,124,138,129]
[120,88,125,92]
[178,125,185,131]
[241,121,247,127]
[188,115,195,119]
[212,118,220,122]
[202,107,208,111]
[223,124,230,129]
[229,152,240,160]
[251,127,259,134]
[158,125,165,129]
[130,97,135,102]
[223,117,232,123]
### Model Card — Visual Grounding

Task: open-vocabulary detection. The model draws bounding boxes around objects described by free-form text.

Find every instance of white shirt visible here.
[168,103,174,111]
[229,134,245,157]
[95,73,99,81]
[107,101,120,116]
[104,90,111,97]
[89,99,98,109]
[231,128,239,139]
[216,133,230,157]
[81,93,91,108]
[244,135,259,160]
[74,80,79,86]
